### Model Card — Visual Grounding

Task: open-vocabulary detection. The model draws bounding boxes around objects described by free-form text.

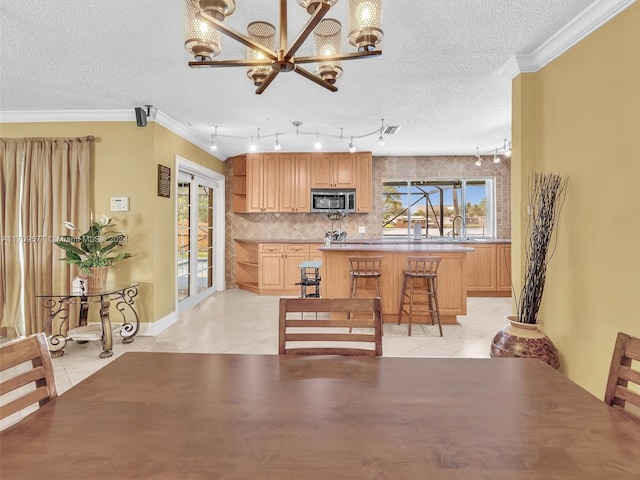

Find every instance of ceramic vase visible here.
[490,315,560,369]
[87,266,109,291]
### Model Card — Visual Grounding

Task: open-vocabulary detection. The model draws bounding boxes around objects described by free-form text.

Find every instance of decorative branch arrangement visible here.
[517,172,568,324]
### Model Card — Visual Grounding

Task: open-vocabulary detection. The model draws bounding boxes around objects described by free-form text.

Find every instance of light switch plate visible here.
[358,226,366,234]
[110,197,129,212]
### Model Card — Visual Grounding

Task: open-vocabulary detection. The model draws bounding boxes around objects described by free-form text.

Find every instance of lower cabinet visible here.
[235,241,323,296]
[496,243,512,293]
[464,242,511,297]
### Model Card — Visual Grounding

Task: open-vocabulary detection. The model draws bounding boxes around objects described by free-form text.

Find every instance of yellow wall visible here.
[512,3,640,397]
[0,121,224,326]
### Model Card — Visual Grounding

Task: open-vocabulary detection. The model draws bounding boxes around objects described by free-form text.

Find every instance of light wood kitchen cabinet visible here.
[234,152,371,213]
[322,248,468,324]
[258,244,285,290]
[464,242,511,297]
[310,153,356,189]
[232,154,279,213]
[464,243,497,292]
[235,241,324,295]
[496,243,512,293]
[355,153,372,212]
[280,153,310,212]
[284,244,311,291]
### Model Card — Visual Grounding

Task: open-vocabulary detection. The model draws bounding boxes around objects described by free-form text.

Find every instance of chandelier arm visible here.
[196,11,277,61]
[189,59,272,67]
[295,50,383,64]
[283,2,330,61]
[255,70,281,95]
[293,66,338,92]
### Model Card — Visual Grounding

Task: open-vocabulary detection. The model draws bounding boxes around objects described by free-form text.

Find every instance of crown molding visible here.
[497,0,636,79]
[0,109,225,159]
[0,109,132,123]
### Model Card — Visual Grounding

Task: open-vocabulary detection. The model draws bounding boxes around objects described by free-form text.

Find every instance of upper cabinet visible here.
[280,153,310,213]
[310,153,356,189]
[233,154,279,213]
[355,153,372,213]
[232,152,371,214]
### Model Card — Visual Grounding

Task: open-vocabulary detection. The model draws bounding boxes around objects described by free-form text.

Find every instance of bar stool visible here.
[296,260,322,298]
[349,256,383,298]
[397,256,442,337]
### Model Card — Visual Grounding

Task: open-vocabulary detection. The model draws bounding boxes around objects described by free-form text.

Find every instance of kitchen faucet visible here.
[452,215,465,238]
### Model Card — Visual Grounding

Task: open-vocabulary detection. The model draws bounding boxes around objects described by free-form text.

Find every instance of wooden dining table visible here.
[2,352,640,479]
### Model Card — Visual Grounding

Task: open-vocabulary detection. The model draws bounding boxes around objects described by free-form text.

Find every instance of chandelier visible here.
[185,0,383,94]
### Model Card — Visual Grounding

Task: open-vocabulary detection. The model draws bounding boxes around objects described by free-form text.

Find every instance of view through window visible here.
[382,178,495,238]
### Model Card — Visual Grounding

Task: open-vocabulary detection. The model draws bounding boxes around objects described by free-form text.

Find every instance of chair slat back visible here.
[604,332,640,422]
[0,333,58,423]
[279,297,383,356]
[349,257,383,277]
[406,256,441,276]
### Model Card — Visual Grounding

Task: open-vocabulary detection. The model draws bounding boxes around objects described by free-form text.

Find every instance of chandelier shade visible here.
[314,19,343,84]
[185,0,383,94]
[246,21,276,86]
[348,0,383,51]
[185,0,222,60]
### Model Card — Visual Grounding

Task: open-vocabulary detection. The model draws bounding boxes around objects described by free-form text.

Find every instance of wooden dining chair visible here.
[604,332,640,422]
[279,297,383,356]
[0,333,58,423]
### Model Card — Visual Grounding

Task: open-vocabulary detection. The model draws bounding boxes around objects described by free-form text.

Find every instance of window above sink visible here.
[382,178,496,240]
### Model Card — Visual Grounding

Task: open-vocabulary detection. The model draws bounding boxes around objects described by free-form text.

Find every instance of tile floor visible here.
[50,289,512,394]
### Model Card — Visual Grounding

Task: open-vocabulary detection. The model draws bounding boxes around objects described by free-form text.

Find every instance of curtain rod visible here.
[6,136,97,142]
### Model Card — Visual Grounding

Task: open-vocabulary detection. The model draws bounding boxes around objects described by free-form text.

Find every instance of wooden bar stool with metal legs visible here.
[349,256,383,298]
[397,256,443,337]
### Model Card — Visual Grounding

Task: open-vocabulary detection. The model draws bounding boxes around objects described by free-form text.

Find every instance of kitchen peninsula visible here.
[320,242,473,324]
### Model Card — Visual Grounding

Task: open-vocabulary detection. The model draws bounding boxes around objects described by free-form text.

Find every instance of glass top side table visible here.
[36,282,140,358]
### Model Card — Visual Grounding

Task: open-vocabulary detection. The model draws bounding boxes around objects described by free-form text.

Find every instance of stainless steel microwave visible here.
[310,189,356,213]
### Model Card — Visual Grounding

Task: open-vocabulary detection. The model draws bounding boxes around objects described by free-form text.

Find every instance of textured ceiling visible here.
[0,0,616,159]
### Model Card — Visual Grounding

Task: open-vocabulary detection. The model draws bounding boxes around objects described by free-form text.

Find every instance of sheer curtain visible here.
[0,137,91,337]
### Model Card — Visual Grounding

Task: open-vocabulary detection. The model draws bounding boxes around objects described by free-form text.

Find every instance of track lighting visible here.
[210,126,218,151]
[205,119,401,153]
[349,136,356,153]
[475,138,512,166]
[504,139,512,158]
[377,118,386,145]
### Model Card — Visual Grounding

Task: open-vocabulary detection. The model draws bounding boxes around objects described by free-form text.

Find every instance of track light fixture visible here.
[503,139,512,158]
[207,119,400,153]
[475,147,482,167]
[349,136,356,153]
[210,126,218,151]
[377,118,386,146]
[474,138,512,166]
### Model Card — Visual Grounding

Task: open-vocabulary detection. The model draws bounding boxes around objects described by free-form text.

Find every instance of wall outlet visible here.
[358,226,366,234]
[111,197,129,212]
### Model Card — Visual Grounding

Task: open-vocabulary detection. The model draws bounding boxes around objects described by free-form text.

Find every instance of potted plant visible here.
[55,214,132,290]
[491,172,568,368]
